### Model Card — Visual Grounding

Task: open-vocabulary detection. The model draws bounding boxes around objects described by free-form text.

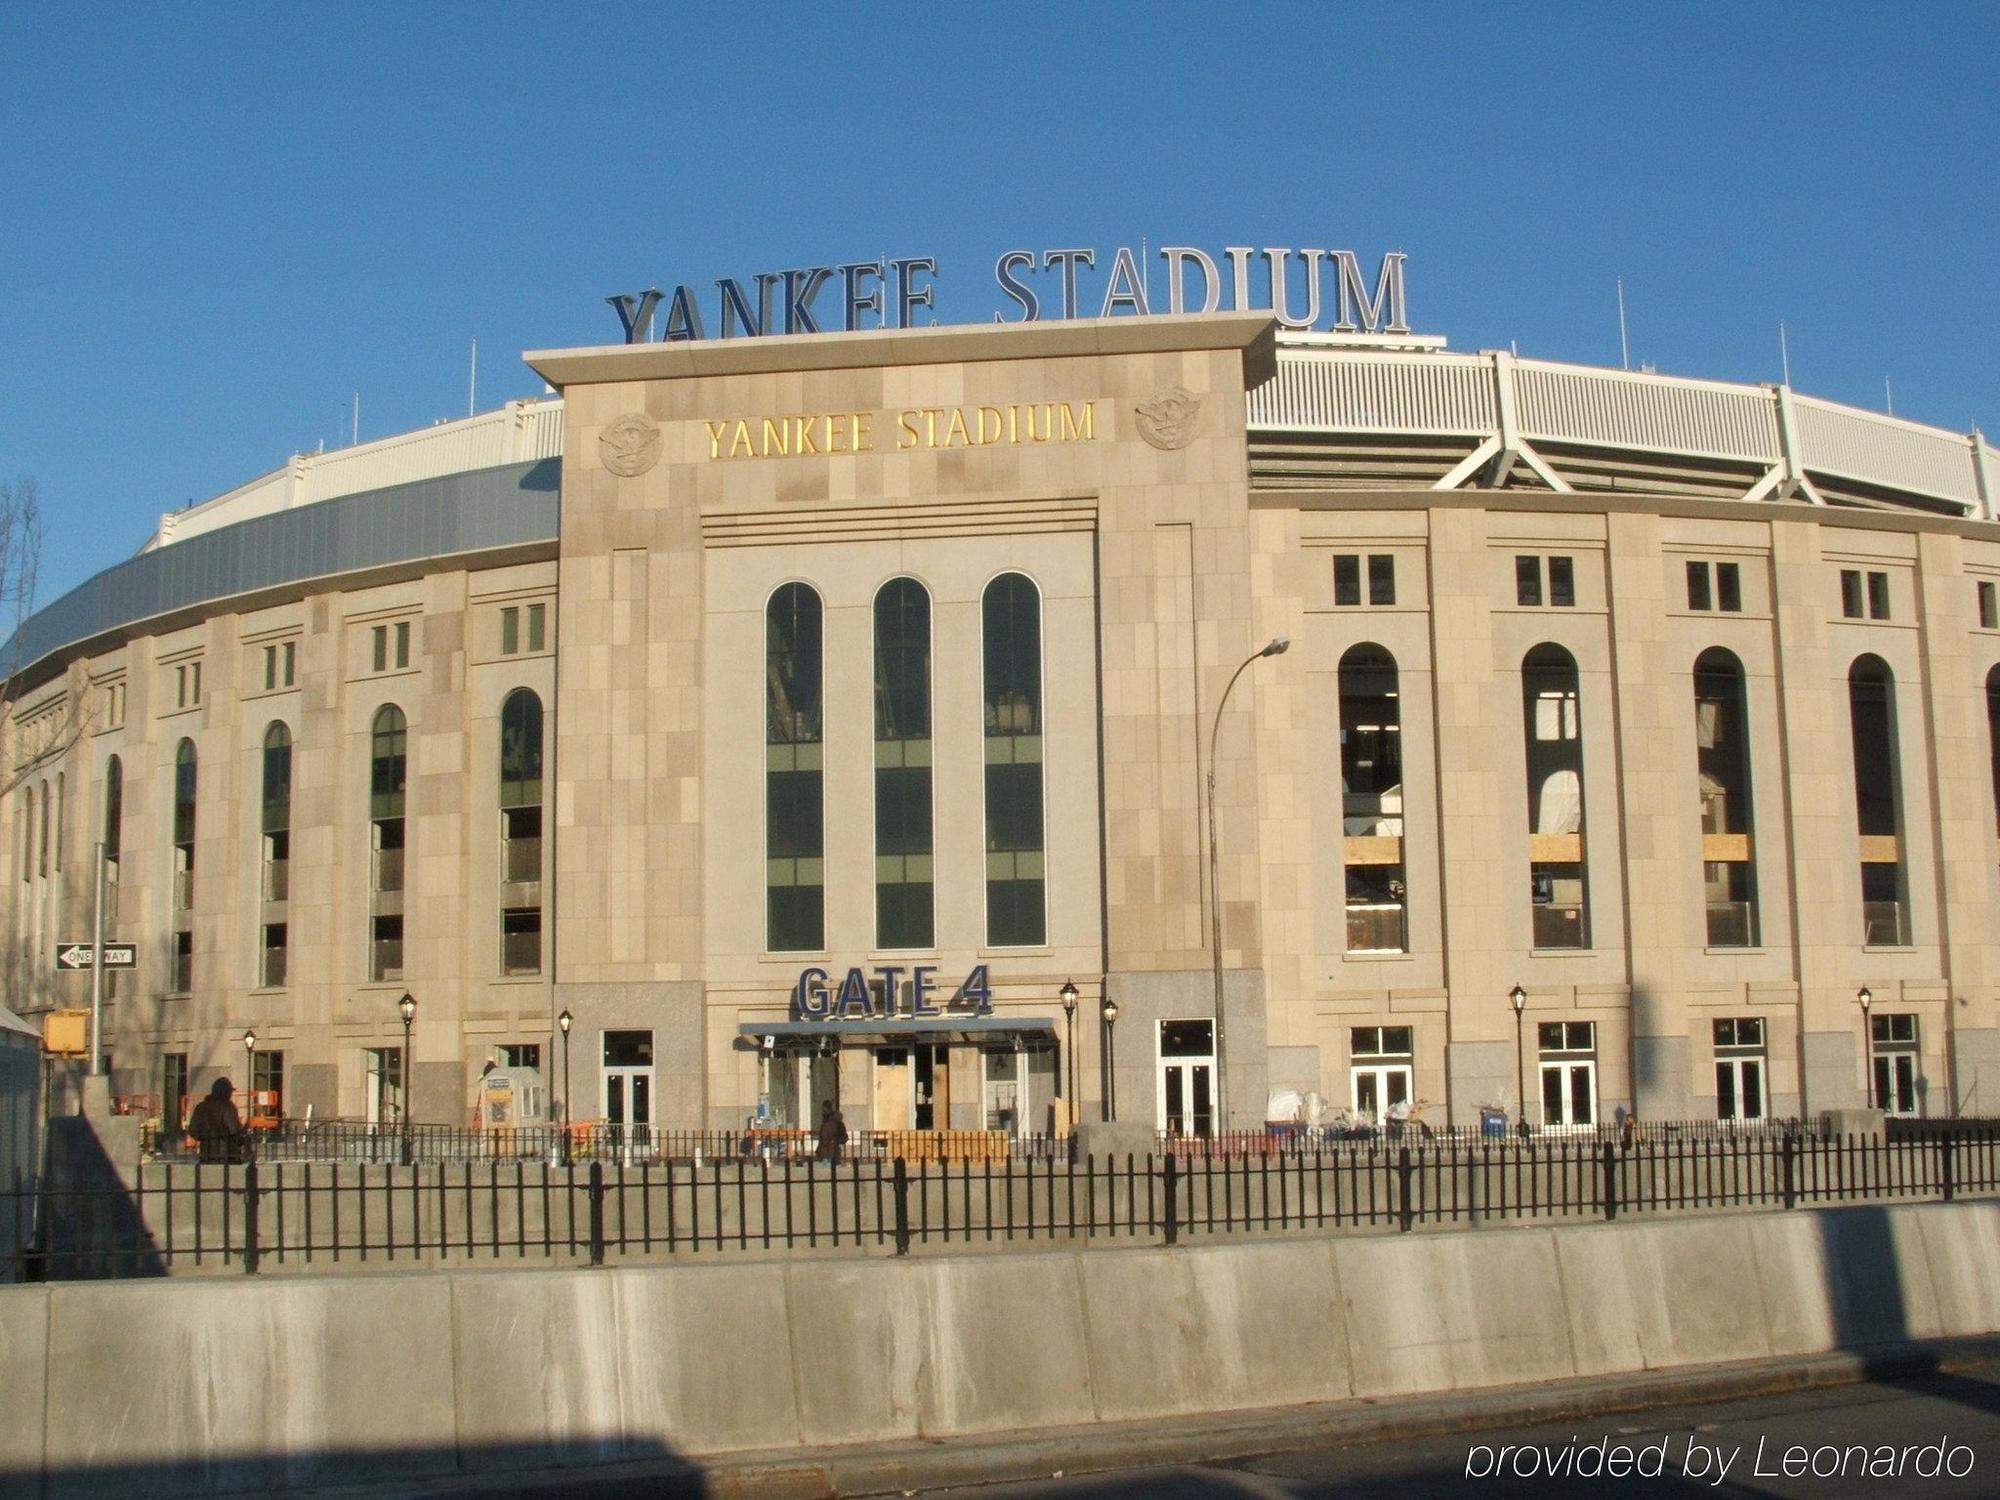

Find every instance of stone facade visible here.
[6,314,2000,1136]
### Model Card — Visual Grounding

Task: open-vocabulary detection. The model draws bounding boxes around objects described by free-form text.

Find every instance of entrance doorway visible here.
[872,1044,952,1131]
[602,1030,654,1151]
[1158,1020,1215,1137]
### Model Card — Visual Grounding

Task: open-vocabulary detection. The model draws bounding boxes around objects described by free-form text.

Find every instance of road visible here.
[914,1368,2000,1499]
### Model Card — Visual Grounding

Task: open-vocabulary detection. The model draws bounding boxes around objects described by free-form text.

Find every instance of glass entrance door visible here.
[1158,1020,1215,1137]
[602,1030,654,1155]
[1350,1064,1411,1126]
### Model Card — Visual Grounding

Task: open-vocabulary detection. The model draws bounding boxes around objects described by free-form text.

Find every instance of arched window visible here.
[499,688,544,974]
[1522,644,1588,949]
[766,585,824,952]
[260,725,292,985]
[1693,649,1758,947]
[874,577,933,949]
[102,756,122,866]
[1848,655,1907,947]
[984,573,1045,946]
[369,706,407,981]
[171,740,196,990]
[1338,644,1405,953]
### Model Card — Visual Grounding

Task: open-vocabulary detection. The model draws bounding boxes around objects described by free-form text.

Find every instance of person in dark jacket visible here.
[815,1099,849,1164]
[188,1078,248,1163]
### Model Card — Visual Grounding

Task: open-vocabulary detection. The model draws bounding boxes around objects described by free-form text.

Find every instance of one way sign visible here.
[55,943,137,972]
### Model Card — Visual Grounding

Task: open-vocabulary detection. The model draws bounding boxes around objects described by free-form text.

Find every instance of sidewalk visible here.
[289,1336,2000,1500]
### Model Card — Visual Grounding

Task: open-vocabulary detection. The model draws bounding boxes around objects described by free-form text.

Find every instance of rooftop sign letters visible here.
[609,245,1408,344]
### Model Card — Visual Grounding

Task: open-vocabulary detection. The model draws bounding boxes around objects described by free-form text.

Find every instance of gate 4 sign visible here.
[54,943,136,971]
[791,964,994,1021]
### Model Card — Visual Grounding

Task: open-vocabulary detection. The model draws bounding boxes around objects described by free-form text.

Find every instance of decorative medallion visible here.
[1133,386,1202,451]
[599,413,662,477]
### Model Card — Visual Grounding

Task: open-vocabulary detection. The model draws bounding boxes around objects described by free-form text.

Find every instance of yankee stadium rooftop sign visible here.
[607,243,1409,343]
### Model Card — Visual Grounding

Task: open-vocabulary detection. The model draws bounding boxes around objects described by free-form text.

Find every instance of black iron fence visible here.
[11,1126,2000,1282]
[146,1120,1073,1167]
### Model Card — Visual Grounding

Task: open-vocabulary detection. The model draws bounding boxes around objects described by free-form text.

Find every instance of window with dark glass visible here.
[1979,581,1997,630]
[1717,563,1742,613]
[767,584,825,952]
[1870,1013,1921,1115]
[1368,554,1396,605]
[1333,554,1361,606]
[1865,571,1890,620]
[984,573,1045,946]
[1694,649,1758,947]
[500,688,544,974]
[1523,644,1588,948]
[370,706,407,981]
[1986,667,2000,877]
[1840,570,1864,619]
[1515,555,1543,606]
[1548,555,1576,607]
[261,723,291,984]
[172,739,196,914]
[1686,561,1713,612]
[1339,644,1405,953]
[875,578,934,948]
[1848,656,1908,947]
[102,755,122,923]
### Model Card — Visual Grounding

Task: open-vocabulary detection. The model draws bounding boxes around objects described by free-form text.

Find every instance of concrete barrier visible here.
[1,1200,1996,1497]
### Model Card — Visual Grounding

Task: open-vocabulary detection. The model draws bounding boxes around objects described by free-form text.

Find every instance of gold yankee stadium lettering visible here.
[704,400,1097,460]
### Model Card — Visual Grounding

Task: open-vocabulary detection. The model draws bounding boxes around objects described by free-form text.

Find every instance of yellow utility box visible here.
[42,1010,88,1056]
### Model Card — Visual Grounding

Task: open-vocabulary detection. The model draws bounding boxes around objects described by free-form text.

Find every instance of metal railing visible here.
[503,837,541,884]
[1704,900,1757,948]
[1343,903,1406,953]
[500,929,541,976]
[1864,900,1911,948]
[14,1126,1996,1281]
[262,859,289,903]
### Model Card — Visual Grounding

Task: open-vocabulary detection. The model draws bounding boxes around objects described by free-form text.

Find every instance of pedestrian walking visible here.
[816,1098,848,1164]
[187,1078,249,1164]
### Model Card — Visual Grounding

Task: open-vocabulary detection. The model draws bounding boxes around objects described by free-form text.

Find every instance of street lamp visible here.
[1858,987,1874,1110]
[1100,995,1120,1122]
[1059,981,1079,1131]
[241,1030,256,1152]
[398,993,416,1166]
[558,1008,574,1165]
[1206,635,1289,1130]
[1510,985,1529,1137]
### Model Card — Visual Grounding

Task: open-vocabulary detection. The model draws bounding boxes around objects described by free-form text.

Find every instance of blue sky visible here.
[3,3,1996,604]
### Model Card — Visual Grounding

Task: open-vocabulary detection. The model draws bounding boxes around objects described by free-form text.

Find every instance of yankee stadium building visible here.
[7,244,2000,1141]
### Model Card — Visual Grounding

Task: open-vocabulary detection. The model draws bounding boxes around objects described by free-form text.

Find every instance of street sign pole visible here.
[89,841,105,1078]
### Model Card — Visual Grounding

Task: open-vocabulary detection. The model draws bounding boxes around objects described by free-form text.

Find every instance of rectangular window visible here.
[1515,555,1542,607]
[250,1051,284,1121]
[1367,554,1396,606]
[170,930,192,993]
[1840,570,1864,619]
[1686,561,1712,611]
[500,1043,542,1071]
[1866,571,1890,621]
[372,625,387,673]
[1980,581,1998,630]
[162,1052,189,1136]
[1717,563,1742,613]
[282,640,295,686]
[526,603,546,652]
[261,922,286,988]
[1350,1025,1414,1057]
[500,607,519,656]
[502,907,542,975]
[1333,554,1361,607]
[263,645,278,691]
[394,621,410,669]
[1548,556,1576,607]
[371,913,404,982]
